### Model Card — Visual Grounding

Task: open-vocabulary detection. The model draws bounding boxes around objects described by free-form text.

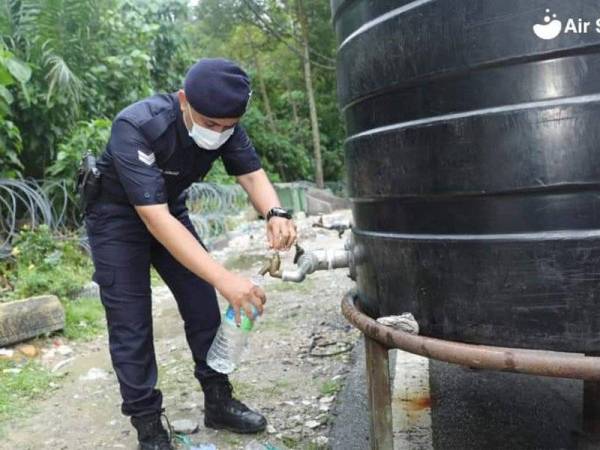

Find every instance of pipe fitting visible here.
[281,249,352,282]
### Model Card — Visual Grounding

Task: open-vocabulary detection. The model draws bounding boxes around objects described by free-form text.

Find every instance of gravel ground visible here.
[0,210,357,450]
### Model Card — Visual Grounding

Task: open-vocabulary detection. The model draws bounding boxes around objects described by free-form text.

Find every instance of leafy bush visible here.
[1,224,92,301]
[0,44,31,177]
[45,118,111,182]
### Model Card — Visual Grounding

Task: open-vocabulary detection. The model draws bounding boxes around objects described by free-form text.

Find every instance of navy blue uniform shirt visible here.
[96,92,261,206]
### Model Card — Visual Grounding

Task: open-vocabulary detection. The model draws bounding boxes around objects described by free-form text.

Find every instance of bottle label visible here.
[224,306,256,332]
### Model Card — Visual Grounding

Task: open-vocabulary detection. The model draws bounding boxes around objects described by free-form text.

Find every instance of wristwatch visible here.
[266,207,292,221]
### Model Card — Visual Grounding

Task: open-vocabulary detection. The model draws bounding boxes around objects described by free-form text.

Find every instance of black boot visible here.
[130,408,175,450]
[202,378,267,434]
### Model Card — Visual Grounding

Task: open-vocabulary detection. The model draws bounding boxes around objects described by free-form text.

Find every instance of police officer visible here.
[84,58,297,450]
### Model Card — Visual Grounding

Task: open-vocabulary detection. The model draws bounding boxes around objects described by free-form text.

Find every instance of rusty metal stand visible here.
[342,290,600,450]
[364,334,394,450]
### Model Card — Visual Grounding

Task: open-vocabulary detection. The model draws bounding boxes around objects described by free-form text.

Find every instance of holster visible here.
[76,152,102,213]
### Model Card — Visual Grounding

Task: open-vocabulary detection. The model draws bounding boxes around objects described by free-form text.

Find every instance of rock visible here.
[51,357,75,373]
[0,348,14,358]
[194,444,217,450]
[76,281,100,299]
[319,395,335,404]
[55,345,73,356]
[80,367,109,381]
[304,420,321,429]
[178,402,198,411]
[266,424,277,434]
[171,418,199,434]
[319,404,330,412]
[288,415,303,426]
[314,436,329,446]
[41,348,57,360]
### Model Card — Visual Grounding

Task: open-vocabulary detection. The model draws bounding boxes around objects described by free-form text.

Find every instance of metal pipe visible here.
[341,289,600,381]
[281,249,351,282]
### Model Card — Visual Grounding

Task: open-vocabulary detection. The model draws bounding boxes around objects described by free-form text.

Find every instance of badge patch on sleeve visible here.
[137,150,156,166]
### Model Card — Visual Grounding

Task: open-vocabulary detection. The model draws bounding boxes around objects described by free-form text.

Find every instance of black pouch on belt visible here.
[76,152,102,213]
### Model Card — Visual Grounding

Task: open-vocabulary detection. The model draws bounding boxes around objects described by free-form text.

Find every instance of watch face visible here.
[269,207,291,219]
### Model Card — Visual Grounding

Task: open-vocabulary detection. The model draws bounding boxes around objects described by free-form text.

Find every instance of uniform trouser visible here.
[84,200,226,418]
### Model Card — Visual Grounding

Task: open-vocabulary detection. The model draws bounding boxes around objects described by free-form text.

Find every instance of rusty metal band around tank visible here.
[341,289,600,381]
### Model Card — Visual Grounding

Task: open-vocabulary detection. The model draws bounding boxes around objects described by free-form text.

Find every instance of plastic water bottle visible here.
[206,276,262,374]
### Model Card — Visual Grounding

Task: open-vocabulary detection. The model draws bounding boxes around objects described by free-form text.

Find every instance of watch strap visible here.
[266,207,291,221]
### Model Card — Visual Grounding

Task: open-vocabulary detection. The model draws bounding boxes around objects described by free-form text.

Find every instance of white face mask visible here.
[186,105,235,150]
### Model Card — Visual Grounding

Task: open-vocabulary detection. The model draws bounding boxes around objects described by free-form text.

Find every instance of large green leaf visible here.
[0,85,14,104]
[5,58,32,84]
[0,65,13,86]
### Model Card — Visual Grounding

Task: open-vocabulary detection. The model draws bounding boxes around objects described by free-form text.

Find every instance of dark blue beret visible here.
[184,58,252,118]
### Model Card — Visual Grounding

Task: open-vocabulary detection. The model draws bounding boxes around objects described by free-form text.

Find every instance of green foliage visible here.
[2,224,92,300]
[0,224,103,341]
[0,43,30,177]
[242,106,310,181]
[45,118,111,182]
[190,0,343,182]
[0,118,22,177]
[146,0,194,91]
[1,0,194,177]
[0,358,57,424]
[204,158,237,184]
[0,0,344,182]
[320,378,342,396]
[62,297,105,341]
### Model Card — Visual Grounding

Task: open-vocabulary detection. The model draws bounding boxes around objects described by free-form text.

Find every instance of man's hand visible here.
[135,204,268,326]
[214,272,267,326]
[235,170,297,251]
[267,217,297,251]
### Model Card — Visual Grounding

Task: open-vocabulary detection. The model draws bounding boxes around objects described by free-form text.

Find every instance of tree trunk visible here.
[295,0,324,188]
[0,295,65,346]
[251,47,278,135]
[284,75,300,127]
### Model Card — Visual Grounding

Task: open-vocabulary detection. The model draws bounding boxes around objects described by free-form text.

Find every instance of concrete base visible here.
[306,188,351,216]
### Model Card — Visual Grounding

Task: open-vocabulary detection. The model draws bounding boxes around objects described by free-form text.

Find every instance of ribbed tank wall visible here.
[331,0,600,351]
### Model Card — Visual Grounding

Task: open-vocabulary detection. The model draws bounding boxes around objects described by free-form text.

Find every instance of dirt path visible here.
[1,211,357,450]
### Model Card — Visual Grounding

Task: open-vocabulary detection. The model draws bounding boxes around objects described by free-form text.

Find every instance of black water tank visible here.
[331,0,600,352]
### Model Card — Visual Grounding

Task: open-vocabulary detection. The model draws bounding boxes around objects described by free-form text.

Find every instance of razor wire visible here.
[185,183,249,242]
[0,179,59,259]
[0,179,250,258]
